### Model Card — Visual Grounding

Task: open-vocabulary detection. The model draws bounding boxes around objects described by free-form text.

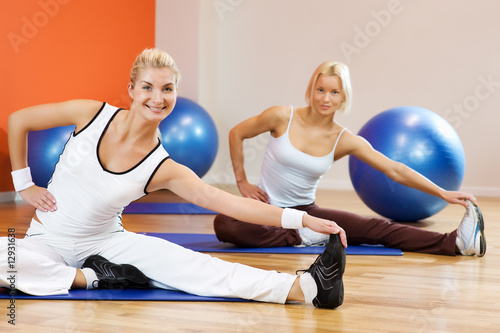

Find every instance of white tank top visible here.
[36,103,169,237]
[258,106,346,208]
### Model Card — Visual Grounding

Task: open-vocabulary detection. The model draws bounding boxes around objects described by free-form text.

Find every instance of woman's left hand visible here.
[302,215,348,248]
[442,190,478,207]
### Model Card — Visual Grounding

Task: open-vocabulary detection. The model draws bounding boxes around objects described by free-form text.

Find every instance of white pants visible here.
[0,220,296,303]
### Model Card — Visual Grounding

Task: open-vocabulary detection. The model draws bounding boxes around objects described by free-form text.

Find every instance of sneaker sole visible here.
[472,203,486,257]
[83,256,151,289]
[106,264,150,289]
[313,234,346,309]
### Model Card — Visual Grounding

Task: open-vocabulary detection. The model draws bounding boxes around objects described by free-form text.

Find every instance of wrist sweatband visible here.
[11,167,35,192]
[281,208,306,229]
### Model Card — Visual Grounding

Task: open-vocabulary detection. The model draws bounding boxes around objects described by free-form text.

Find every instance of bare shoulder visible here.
[234,105,292,138]
[65,99,104,114]
[335,129,373,159]
[261,105,290,121]
[63,99,105,131]
[261,105,292,135]
[52,99,103,117]
[147,158,198,193]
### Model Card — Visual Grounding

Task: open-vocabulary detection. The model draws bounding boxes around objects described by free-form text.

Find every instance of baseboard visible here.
[0,191,20,203]
[316,181,500,198]
[459,186,500,198]
[1,183,497,204]
[317,180,355,191]
[215,178,500,198]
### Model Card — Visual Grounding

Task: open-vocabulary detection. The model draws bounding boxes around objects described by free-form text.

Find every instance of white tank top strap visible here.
[332,127,347,154]
[285,105,294,133]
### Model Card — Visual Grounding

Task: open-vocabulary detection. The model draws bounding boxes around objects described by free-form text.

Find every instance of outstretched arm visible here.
[147,159,348,247]
[338,131,477,207]
[8,99,103,211]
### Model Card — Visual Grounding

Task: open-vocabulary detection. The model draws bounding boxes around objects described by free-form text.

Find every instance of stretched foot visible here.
[456,200,486,256]
[82,255,151,289]
[298,233,345,309]
[297,228,330,247]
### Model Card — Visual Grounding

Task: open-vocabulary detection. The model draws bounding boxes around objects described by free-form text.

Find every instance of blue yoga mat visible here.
[0,234,401,301]
[0,288,248,302]
[123,202,216,214]
[145,232,403,256]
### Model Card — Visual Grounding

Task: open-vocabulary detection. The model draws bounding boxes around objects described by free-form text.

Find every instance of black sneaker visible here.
[298,233,345,309]
[82,255,151,289]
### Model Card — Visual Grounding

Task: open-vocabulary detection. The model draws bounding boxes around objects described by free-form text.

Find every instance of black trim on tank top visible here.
[74,102,114,136]
[96,108,163,175]
[144,156,171,195]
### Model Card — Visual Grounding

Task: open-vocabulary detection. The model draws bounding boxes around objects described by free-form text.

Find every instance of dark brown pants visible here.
[213,203,458,256]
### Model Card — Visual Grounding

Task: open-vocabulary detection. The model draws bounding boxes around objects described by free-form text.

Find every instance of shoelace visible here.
[295,254,321,275]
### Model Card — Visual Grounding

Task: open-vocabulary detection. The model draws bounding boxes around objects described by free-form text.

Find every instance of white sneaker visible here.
[297,228,330,247]
[456,200,486,256]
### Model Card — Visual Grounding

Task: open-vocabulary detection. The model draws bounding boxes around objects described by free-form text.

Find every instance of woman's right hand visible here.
[19,185,57,212]
[237,180,270,203]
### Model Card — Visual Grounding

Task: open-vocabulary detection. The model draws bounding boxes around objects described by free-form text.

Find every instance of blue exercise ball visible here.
[159,97,218,178]
[348,106,465,222]
[28,125,75,187]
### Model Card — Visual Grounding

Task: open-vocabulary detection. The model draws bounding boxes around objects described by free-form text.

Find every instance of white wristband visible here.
[281,208,306,229]
[11,167,35,192]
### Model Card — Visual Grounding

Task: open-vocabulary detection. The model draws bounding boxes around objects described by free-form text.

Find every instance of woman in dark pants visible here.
[214,61,485,257]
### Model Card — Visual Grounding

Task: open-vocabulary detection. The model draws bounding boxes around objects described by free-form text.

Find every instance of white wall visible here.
[156,0,199,102]
[157,0,500,197]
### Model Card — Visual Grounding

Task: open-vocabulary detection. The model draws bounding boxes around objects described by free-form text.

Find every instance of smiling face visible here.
[311,74,345,115]
[128,66,178,122]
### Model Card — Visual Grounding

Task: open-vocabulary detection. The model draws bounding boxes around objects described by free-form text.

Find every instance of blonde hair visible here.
[129,48,181,88]
[305,61,352,113]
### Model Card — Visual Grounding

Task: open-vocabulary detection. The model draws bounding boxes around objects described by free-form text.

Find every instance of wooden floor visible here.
[0,187,499,333]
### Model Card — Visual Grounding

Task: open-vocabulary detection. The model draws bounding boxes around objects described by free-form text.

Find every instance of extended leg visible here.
[0,238,76,295]
[95,231,297,303]
[305,204,457,255]
[213,213,302,247]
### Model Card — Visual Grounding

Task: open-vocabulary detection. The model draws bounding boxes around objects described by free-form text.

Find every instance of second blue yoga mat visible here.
[124,202,216,214]
[145,232,403,255]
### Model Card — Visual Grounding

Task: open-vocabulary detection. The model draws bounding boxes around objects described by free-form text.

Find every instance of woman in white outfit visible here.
[0,49,346,309]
